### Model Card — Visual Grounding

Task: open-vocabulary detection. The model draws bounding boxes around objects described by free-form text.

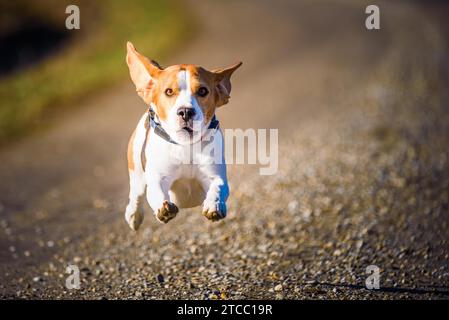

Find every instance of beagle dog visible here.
[124,42,241,230]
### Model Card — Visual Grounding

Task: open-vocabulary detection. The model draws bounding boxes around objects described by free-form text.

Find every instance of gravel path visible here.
[1,0,448,299]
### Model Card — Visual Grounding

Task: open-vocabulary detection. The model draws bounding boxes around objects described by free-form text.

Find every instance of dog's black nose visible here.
[177,107,195,122]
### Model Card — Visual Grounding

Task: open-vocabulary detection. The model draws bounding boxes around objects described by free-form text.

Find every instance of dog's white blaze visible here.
[175,70,203,122]
[175,70,192,110]
[177,69,189,92]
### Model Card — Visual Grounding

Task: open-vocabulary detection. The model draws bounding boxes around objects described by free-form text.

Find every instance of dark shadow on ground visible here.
[314,282,449,297]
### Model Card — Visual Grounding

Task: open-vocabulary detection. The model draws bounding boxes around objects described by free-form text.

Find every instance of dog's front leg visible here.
[146,175,178,223]
[202,175,229,222]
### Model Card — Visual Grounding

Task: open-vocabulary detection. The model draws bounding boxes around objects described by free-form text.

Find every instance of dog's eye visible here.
[197,86,209,97]
[165,88,174,96]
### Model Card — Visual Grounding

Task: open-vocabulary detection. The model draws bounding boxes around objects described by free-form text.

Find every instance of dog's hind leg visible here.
[125,170,146,231]
[125,115,148,231]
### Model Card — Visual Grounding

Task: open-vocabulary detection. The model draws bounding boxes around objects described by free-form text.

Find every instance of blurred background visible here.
[0,0,448,299]
[0,0,187,141]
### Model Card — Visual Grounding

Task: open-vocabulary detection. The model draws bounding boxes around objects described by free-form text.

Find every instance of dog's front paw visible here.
[202,201,227,222]
[156,200,179,224]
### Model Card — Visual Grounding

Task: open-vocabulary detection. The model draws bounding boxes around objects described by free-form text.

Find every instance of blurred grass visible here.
[0,0,191,143]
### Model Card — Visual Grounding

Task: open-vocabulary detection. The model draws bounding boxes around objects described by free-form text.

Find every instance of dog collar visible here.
[147,106,219,145]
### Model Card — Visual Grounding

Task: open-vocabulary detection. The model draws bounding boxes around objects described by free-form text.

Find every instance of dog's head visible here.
[126,41,242,144]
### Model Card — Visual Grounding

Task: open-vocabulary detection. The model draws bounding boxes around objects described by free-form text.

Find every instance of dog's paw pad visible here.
[202,202,226,222]
[156,200,179,224]
[126,212,144,231]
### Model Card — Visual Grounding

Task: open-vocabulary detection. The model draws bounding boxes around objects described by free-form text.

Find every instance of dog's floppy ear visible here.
[212,62,242,107]
[126,41,162,103]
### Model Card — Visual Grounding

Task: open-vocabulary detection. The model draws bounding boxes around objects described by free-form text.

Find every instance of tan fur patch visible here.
[193,66,220,124]
[127,129,136,170]
[140,121,151,171]
[151,65,181,122]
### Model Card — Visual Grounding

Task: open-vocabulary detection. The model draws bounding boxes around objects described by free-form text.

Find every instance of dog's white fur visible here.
[125,108,229,230]
[124,42,240,230]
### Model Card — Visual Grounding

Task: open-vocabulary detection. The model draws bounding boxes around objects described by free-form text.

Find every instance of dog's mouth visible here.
[174,122,205,143]
[176,126,195,140]
[182,126,194,134]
